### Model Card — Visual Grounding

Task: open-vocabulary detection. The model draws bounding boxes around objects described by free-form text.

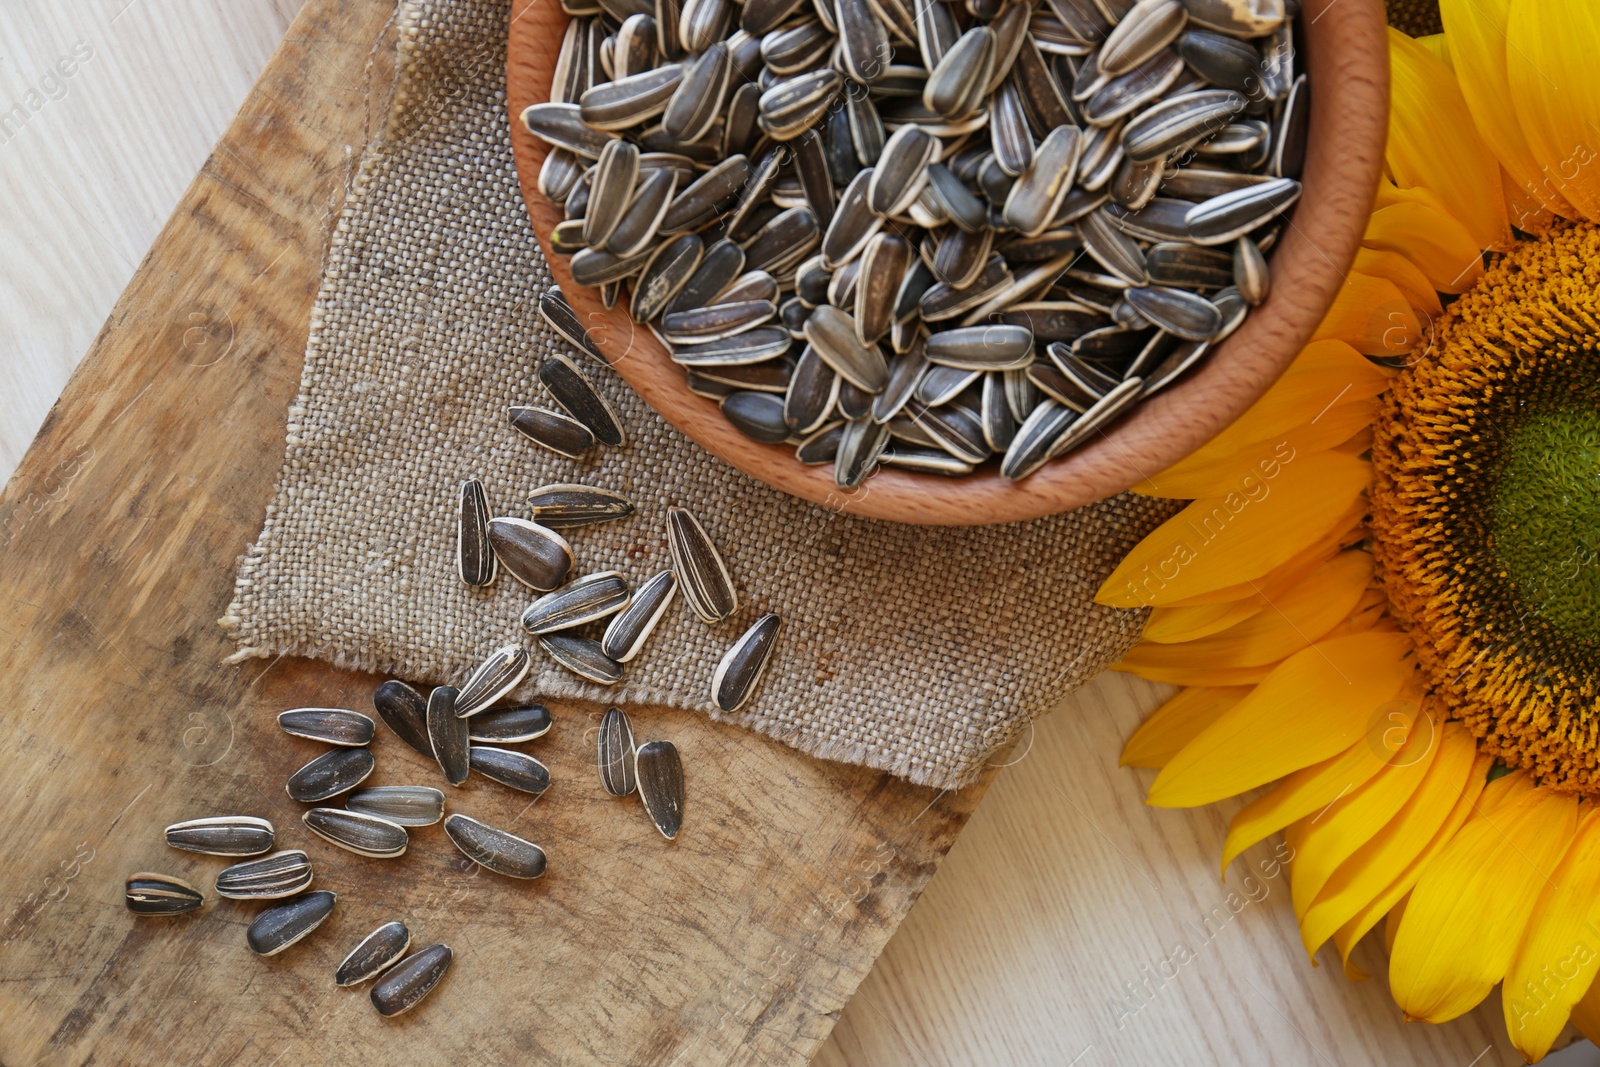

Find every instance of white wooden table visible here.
[2,3,1592,1063]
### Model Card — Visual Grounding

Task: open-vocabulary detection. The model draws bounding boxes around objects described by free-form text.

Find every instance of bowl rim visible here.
[505,0,1389,526]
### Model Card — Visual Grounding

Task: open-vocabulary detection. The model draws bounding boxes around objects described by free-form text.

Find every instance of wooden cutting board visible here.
[0,1,991,1063]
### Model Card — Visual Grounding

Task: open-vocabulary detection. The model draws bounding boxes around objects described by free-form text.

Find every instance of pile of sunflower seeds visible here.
[522,0,1306,485]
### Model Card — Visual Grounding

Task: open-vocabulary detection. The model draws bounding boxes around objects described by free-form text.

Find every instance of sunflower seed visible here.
[1123,286,1221,341]
[278,708,375,747]
[1233,235,1270,305]
[469,747,552,795]
[785,345,840,433]
[303,808,408,859]
[795,421,846,462]
[1147,241,1233,288]
[1180,0,1284,38]
[759,69,843,134]
[1081,48,1184,124]
[1005,365,1041,421]
[672,326,793,366]
[585,140,640,249]
[1078,208,1148,284]
[1003,126,1084,237]
[1099,0,1185,75]
[988,81,1035,177]
[487,518,575,593]
[336,922,412,987]
[1141,336,1210,393]
[1210,284,1249,340]
[1013,36,1073,130]
[662,156,751,233]
[979,371,1018,450]
[721,271,781,305]
[540,634,625,684]
[1001,399,1079,478]
[908,401,990,462]
[539,148,585,203]
[508,404,597,458]
[710,612,781,711]
[371,944,453,1017]
[925,27,996,118]
[553,19,597,105]
[667,240,748,317]
[1047,0,1110,40]
[1272,73,1308,179]
[720,390,792,443]
[867,126,936,217]
[743,207,822,274]
[539,353,627,449]
[663,43,732,144]
[821,168,885,268]
[1185,176,1301,244]
[923,164,988,234]
[1176,27,1258,92]
[422,685,470,786]
[835,416,891,487]
[804,305,891,392]
[523,102,621,157]
[913,363,980,406]
[855,234,910,344]
[443,814,548,879]
[681,0,732,51]
[872,343,926,422]
[527,483,635,528]
[635,740,686,840]
[165,816,275,857]
[925,325,1035,370]
[126,872,204,916]
[744,0,808,33]
[216,850,313,900]
[521,572,632,636]
[920,254,1014,320]
[372,680,432,757]
[247,890,336,956]
[1027,360,1101,409]
[286,747,374,803]
[600,570,678,663]
[837,0,891,84]
[666,508,738,623]
[456,645,533,718]
[845,83,887,163]
[540,286,610,365]
[632,233,706,320]
[455,479,497,588]
[596,706,640,796]
[607,168,678,257]
[346,786,446,827]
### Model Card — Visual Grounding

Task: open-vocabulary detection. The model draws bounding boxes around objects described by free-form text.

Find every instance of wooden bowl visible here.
[506,0,1389,525]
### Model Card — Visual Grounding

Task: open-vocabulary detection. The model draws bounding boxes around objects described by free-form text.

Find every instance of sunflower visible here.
[1096,4,1600,1061]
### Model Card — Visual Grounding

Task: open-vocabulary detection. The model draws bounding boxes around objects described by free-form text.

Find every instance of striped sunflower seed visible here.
[469,746,552,795]
[371,945,453,1017]
[908,402,991,463]
[607,167,678,257]
[216,850,313,901]
[346,786,446,827]
[1181,0,1284,38]
[667,239,748,315]
[1001,399,1080,479]
[1233,235,1270,305]
[456,645,532,718]
[468,703,553,744]
[540,634,625,684]
[662,300,776,345]
[528,483,635,528]
[925,325,1036,370]
[632,233,705,321]
[855,233,910,344]
[601,570,679,662]
[1185,177,1301,244]
[523,102,620,156]
[126,872,203,916]
[584,139,639,250]
[804,305,890,392]
[508,405,595,458]
[1124,285,1222,341]
[671,326,793,366]
[278,708,375,747]
[522,572,632,634]
[868,125,937,215]
[486,518,574,593]
[247,890,336,956]
[598,706,638,796]
[443,814,548,879]
[457,480,496,587]
[575,65,685,131]
[722,390,793,443]
[335,921,411,987]
[664,42,732,143]
[1099,0,1186,74]
[635,740,686,840]
[835,416,891,488]
[539,286,609,365]
[540,352,627,447]
[1003,126,1084,237]
[287,748,375,803]
[165,816,275,857]
[711,613,782,712]
[303,808,409,859]
[667,507,738,622]
[427,685,471,787]
[924,27,997,119]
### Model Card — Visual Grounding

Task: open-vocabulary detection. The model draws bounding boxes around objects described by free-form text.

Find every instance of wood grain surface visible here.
[0,2,988,1064]
[508,0,1389,525]
[4,2,1595,1065]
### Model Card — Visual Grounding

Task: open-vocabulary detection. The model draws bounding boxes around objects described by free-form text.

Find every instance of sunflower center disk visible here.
[1371,222,1600,793]
[1493,410,1600,642]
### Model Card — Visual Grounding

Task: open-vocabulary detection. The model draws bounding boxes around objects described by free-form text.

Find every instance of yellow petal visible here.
[1414,33,1451,67]
[1364,202,1485,293]
[1143,597,1269,643]
[1503,808,1600,1061]
[1120,686,1251,769]
[1118,551,1372,673]
[1389,784,1579,1023]
[1299,723,1481,959]
[1098,452,1370,608]
[1333,756,1496,978]
[1158,497,1366,608]
[1440,0,1576,217]
[1285,716,1441,920]
[1505,0,1600,221]
[1110,661,1277,686]
[1503,166,1558,237]
[1147,632,1415,808]
[1388,28,1511,250]
[1140,403,1378,501]
[1220,735,1398,875]
[1311,273,1422,358]
[1570,975,1600,1048]
[1352,247,1445,318]
[1138,340,1391,497]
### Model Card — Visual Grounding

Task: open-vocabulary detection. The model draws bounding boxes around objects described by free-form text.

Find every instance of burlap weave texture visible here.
[222,0,1180,790]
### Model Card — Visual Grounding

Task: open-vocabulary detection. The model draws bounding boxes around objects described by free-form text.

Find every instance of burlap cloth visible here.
[221,0,1183,791]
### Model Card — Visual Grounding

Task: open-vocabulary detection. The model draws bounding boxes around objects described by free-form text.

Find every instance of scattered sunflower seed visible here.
[666,507,738,622]
[598,706,638,796]
[457,480,496,588]
[373,679,433,758]
[456,645,533,718]
[427,686,471,787]
[540,634,625,685]
[247,890,337,956]
[346,786,446,827]
[303,808,409,859]
[635,740,685,840]
[126,872,204,915]
[286,748,375,803]
[600,569,679,662]
[335,921,412,987]
[371,944,454,1017]
[278,708,375,747]
[486,518,574,593]
[216,850,313,901]
[165,816,275,857]
[710,613,781,712]
[443,814,548,879]
[469,747,552,795]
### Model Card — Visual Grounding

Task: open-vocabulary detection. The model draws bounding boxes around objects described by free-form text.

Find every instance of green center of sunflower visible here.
[1492,409,1600,642]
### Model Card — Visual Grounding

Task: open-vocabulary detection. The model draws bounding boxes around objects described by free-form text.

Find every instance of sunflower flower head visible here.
[1098,4,1600,1060]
